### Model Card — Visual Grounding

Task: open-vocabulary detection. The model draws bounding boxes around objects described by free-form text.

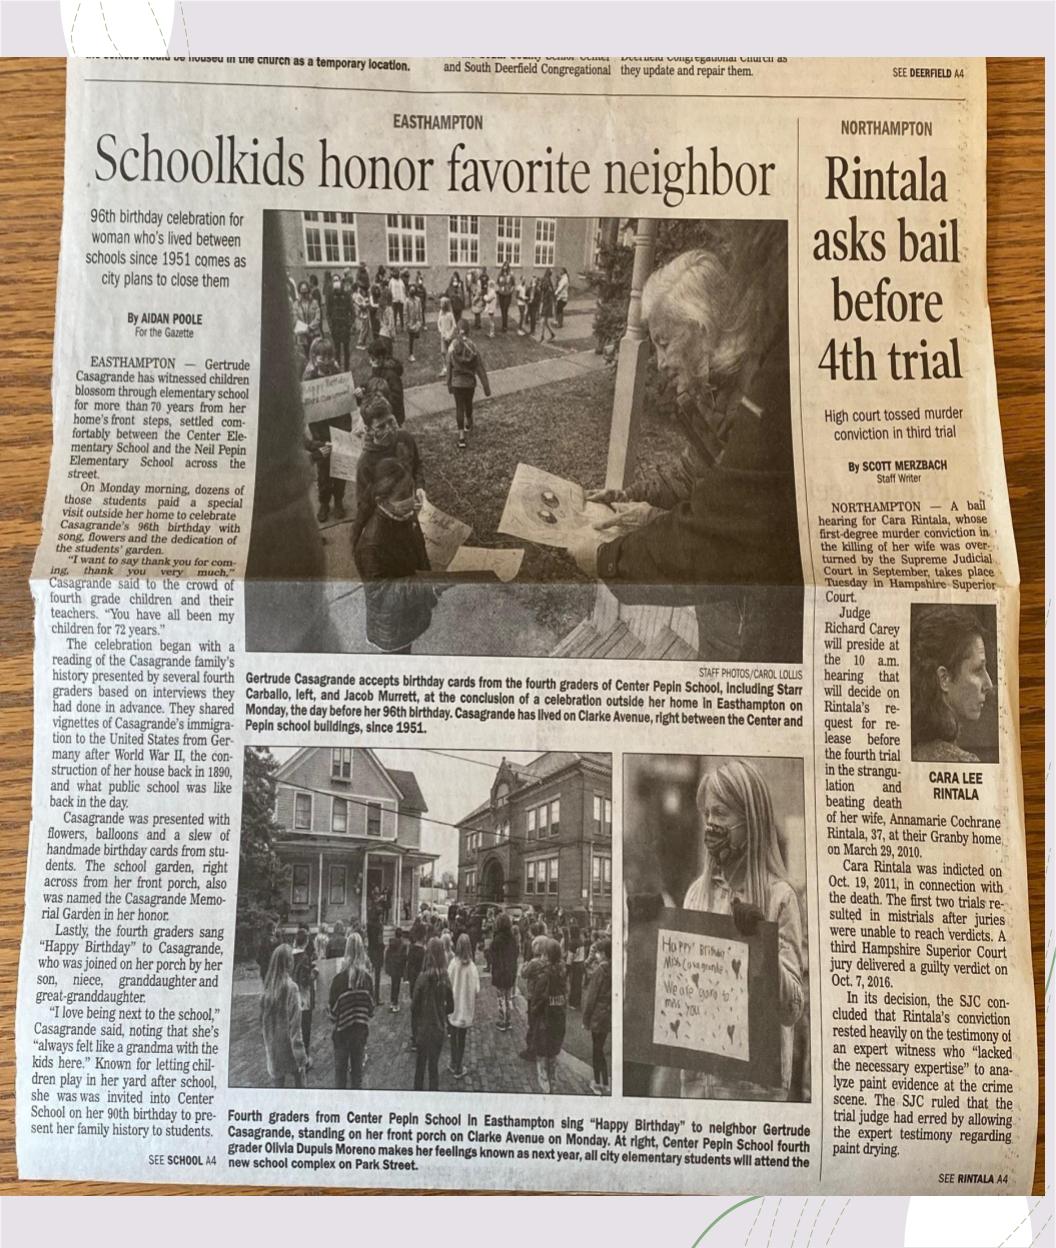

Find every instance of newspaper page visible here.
[18,56,1036,1194]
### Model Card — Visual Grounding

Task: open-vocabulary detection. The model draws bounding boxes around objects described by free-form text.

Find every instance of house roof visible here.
[386,768,429,813]
[456,752,611,826]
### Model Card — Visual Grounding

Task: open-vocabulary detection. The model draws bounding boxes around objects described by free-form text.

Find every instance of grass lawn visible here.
[350,326,585,392]
[409,367,684,636]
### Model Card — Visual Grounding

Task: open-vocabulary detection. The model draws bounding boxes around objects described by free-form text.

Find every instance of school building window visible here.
[525,855,559,896]
[527,808,537,840]
[366,802,382,837]
[593,794,612,836]
[548,799,560,837]
[293,792,312,830]
[331,747,352,780]
[534,218,556,267]
[329,864,347,905]
[467,831,481,854]
[449,215,480,265]
[386,215,427,266]
[331,797,348,834]
[291,863,310,906]
[496,216,522,266]
[303,211,357,265]
[592,854,612,896]
[466,870,477,894]
[498,820,509,842]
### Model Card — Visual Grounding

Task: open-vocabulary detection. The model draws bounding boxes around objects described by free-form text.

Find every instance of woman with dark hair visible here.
[354,458,440,654]
[489,911,520,1032]
[537,270,556,342]
[573,225,803,664]
[910,605,994,763]
[678,759,805,1102]
[444,271,465,322]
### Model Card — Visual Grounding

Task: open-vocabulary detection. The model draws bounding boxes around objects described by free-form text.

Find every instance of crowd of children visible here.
[255,905,611,1095]
[291,260,572,467]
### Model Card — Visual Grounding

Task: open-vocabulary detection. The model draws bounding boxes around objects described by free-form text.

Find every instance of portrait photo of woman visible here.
[910,603,999,764]
[624,754,810,1103]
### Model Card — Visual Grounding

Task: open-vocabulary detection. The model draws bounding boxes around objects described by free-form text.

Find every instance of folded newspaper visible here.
[19,56,1036,1194]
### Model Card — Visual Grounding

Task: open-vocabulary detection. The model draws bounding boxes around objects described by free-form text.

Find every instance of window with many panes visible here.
[331,748,352,780]
[466,870,477,894]
[592,854,612,896]
[496,216,522,266]
[303,212,357,265]
[527,808,537,841]
[593,794,612,836]
[366,802,382,837]
[291,863,310,906]
[294,792,312,830]
[329,864,347,905]
[331,797,348,834]
[533,217,556,267]
[525,855,559,896]
[449,215,480,265]
[386,214,427,266]
[549,799,560,837]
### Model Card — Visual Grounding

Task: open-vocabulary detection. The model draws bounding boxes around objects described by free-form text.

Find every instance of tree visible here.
[236,747,290,961]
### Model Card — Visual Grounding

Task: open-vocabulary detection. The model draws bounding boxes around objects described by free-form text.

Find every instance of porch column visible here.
[361,850,369,924]
[317,850,324,928]
[394,855,402,925]
[605,218,658,489]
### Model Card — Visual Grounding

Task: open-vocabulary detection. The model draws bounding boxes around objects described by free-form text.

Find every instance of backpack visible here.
[450,337,477,367]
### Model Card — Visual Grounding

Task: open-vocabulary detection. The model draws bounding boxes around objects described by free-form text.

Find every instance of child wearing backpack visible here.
[446,322,491,450]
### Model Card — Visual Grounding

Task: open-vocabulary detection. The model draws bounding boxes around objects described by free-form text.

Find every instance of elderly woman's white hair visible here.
[641,248,750,384]
[642,226,787,390]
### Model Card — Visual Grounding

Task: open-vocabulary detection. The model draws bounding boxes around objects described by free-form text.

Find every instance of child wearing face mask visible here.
[351,398,425,552]
[681,759,805,1102]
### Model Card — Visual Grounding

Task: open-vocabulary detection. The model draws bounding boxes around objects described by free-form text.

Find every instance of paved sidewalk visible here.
[229,958,609,1098]
[404,348,608,421]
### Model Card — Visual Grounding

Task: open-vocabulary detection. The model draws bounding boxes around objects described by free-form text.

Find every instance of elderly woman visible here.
[910,605,995,762]
[569,226,803,663]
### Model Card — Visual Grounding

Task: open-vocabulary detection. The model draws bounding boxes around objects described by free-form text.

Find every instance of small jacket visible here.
[384,938,408,979]
[260,980,307,1078]
[489,928,519,992]
[412,971,454,1049]
[354,509,436,654]
[351,430,423,549]
[328,966,375,1033]
[446,338,490,394]
[406,942,426,983]
[582,958,611,1036]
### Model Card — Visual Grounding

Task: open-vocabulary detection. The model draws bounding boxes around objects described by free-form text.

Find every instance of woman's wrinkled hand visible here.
[586,487,630,506]
[592,501,665,533]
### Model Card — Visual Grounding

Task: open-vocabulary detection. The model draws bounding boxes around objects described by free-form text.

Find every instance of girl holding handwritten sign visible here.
[680,759,805,1101]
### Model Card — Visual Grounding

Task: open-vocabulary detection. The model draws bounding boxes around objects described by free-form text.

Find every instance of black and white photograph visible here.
[245,213,803,661]
[230,746,613,1095]
[910,602,999,764]
[623,753,810,1103]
